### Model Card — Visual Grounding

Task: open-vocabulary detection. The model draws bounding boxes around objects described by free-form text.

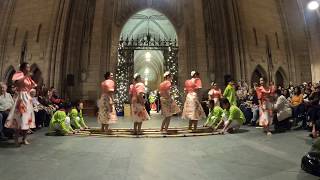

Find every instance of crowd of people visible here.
[1,62,320,147]
[227,78,320,137]
[0,62,88,146]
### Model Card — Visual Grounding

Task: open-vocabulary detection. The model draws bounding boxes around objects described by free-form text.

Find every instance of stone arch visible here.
[117,7,180,36]
[275,66,287,87]
[3,65,16,86]
[251,65,268,86]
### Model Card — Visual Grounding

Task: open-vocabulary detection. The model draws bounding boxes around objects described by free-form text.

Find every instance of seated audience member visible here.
[38,89,58,114]
[49,103,74,136]
[273,89,292,132]
[283,89,291,101]
[69,101,89,130]
[7,84,18,100]
[204,100,224,130]
[0,82,14,140]
[247,88,259,126]
[307,84,320,138]
[219,98,245,134]
[30,89,51,128]
[290,86,306,128]
[49,88,64,105]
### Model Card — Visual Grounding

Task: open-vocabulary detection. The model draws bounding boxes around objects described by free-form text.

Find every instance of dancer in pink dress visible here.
[159,71,181,133]
[256,78,272,135]
[5,62,37,145]
[182,71,206,131]
[131,74,149,135]
[208,82,222,107]
[98,72,117,133]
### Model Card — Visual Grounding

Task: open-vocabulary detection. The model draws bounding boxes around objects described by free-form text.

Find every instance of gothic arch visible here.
[117,7,181,35]
[3,65,16,86]
[251,65,268,86]
[275,67,287,87]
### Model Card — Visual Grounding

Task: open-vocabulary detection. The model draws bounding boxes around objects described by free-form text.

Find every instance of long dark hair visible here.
[19,62,29,71]
[294,86,301,96]
[104,72,111,80]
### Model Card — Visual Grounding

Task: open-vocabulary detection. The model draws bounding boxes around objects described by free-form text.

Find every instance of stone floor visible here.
[0,112,318,180]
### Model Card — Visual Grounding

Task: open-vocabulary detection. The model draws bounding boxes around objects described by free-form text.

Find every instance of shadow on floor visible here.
[0,141,20,148]
[234,129,250,134]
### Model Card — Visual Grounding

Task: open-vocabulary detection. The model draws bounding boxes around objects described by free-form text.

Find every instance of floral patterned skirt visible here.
[5,91,35,130]
[160,96,180,118]
[259,101,273,127]
[182,92,206,121]
[98,94,117,125]
[131,100,149,123]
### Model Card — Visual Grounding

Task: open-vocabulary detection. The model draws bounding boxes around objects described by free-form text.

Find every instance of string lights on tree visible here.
[166,42,183,108]
[115,34,181,112]
[115,42,129,112]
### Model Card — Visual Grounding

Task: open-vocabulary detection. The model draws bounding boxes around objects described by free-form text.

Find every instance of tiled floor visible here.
[0,112,318,180]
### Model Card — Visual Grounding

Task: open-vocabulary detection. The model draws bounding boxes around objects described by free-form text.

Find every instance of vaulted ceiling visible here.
[121,8,177,40]
[121,8,177,90]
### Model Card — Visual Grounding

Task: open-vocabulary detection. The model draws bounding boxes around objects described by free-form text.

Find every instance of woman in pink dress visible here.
[182,71,206,131]
[98,72,117,133]
[208,82,222,107]
[5,62,37,145]
[256,78,272,135]
[159,71,181,133]
[131,74,149,135]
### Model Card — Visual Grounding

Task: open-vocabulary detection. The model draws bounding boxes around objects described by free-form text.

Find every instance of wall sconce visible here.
[81,70,87,82]
[209,73,215,82]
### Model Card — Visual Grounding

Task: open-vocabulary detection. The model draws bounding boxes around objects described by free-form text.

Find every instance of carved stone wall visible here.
[0,0,315,101]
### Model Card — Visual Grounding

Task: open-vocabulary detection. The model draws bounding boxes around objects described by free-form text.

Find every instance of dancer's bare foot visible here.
[22,139,30,145]
[161,130,168,134]
[267,132,272,136]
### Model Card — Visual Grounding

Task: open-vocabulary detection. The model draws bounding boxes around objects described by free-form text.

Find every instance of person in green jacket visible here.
[219,98,245,134]
[204,100,224,130]
[49,103,75,135]
[223,80,237,106]
[77,101,89,129]
[69,101,89,130]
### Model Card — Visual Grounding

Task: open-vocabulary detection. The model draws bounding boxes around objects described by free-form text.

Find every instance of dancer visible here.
[182,71,206,131]
[131,73,149,135]
[49,103,74,136]
[159,71,181,133]
[223,79,237,106]
[204,100,224,130]
[69,101,89,130]
[97,72,117,133]
[77,101,89,129]
[256,78,272,135]
[208,82,222,107]
[5,62,36,145]
[219,98,245,134]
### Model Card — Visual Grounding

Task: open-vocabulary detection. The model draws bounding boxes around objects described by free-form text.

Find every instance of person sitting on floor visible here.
[69,101,89,130]
[219,98,245,134]
[49,103,74,136]
[273,89,293,132]
[204,100,224,130]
